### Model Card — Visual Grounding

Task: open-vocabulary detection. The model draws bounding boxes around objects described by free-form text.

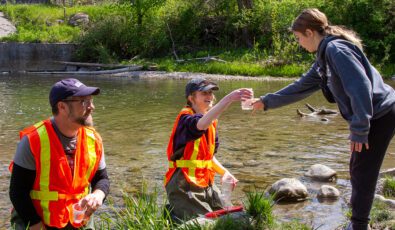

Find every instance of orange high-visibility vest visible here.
[12,119,102,228]
[164,107,217,187]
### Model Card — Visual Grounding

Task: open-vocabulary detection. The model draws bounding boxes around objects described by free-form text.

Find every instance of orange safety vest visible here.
[10,119,102,228]
[164,107,217,187]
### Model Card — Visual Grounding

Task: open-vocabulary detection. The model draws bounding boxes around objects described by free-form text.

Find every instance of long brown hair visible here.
[291,8,363,50]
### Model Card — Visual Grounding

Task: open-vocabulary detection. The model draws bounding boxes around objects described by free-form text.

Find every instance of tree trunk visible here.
[237,0,254,48]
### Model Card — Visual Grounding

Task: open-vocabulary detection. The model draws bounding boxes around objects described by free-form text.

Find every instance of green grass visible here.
[344,199,395,229]
[129,50,309,78]
[245,191,275,228]
[96,186,313,230]
[369,200,395,229]
[127,48,394,78]
[383,176,395,198]
[97,189,174,229]
[0,3,131,43]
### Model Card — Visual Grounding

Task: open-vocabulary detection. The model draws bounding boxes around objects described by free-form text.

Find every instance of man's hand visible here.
[79,190,105,217]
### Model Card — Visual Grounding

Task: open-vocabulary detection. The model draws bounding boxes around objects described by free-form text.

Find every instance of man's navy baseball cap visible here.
[185,78,219,98]
[49,78,100,107]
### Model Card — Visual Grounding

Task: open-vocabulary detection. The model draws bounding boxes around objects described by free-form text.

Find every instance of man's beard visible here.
[70,113,94,127]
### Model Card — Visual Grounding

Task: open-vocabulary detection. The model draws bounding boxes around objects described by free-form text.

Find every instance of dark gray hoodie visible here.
[261,36,395,143]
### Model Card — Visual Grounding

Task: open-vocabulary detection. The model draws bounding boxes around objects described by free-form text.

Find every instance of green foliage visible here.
[74,15,133,63]
[97,186,174,229]
[277,220,312,230]
[212,215,253,230]
[245,191,275,229]
[0,3,133,43]
[370,200,394,223]
[2,0,394,74]
[320,0,395,63]
[383,176,395,198]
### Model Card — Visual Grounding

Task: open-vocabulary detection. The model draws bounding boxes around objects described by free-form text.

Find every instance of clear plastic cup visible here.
[241,88,254,110]
[220,177,234,208]
[72,203,86,224]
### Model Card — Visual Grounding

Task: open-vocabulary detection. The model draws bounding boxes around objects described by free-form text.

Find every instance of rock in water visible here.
[268,178,308,202]
[305,164,337,181]
[317,185,340,198]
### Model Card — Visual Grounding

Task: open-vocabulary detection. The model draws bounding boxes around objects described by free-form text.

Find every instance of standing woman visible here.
[165,78,252,221]
[253,8,395,230]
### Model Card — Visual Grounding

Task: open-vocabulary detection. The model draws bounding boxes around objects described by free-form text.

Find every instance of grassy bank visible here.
[96,185,395,230]
[97,188,312,230]
[131,49,311,78]
[131,53,395,78]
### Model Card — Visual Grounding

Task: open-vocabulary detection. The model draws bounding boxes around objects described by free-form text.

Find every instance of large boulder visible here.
[0,12,16,38]
[374,194,395,209]
[317,185,340,199]
[305,164,337,181]
[268,178,308,202]
[68,13,89,27]
[380,168,395,177]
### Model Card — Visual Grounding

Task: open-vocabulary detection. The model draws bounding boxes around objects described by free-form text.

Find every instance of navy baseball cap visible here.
[49,78,100,107]
[185,78,219,98]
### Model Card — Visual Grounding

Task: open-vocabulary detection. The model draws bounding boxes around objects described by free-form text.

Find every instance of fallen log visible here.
[297,103,338,117]
[305,103,338,115]
[52,61,136,69]
[176,56,227,63]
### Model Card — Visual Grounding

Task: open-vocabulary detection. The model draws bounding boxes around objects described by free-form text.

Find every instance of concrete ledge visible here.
[0,42,76,71]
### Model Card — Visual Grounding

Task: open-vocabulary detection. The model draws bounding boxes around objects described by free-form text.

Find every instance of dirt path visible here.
[0,12,16,37]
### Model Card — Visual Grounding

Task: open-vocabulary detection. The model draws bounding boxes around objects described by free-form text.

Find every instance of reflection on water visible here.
[1,74,395,229]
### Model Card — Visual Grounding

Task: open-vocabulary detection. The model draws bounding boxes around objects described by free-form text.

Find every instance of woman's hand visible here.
[221,171,239,190]
[350,141,369,153]
[224,88,253,103]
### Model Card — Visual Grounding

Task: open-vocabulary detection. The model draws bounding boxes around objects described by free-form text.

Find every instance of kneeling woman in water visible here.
[165,78,252,221]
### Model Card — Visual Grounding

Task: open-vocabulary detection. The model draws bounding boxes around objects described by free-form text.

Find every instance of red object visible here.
[204,206,244,218]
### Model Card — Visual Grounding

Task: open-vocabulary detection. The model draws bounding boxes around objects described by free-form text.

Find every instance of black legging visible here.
[350,103,395,230]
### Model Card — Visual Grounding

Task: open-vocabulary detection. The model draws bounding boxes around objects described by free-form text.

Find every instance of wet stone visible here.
[243,160,260,167]
[374,194,395,209]
[222,162,243,168]
[317,185,340,199]
[304,164,337,181]
[268,178,308,202]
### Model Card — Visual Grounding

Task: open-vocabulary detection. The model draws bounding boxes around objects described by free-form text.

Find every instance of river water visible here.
[0,74,394,229]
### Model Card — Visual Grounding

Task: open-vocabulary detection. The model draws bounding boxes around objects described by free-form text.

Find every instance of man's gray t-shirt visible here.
[13,119,106,171]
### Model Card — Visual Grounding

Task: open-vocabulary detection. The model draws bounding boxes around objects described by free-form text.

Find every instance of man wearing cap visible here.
[164,78,252,221]
[9,78,109,230]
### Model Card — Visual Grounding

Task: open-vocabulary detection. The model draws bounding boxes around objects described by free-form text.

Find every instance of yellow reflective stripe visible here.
[210,124,216,155]
[181,108,193,113]
[190,138,201,160]
[30,190,88,200]
[85,128,97,182]
[30,190,58,201]
[36,124,51,224]
[33,121,44,128]
[58,189,88,199]
[188,139,201,184]
[168,160,213,168]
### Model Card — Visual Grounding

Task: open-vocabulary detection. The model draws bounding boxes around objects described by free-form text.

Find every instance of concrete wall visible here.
[0,43,76,72]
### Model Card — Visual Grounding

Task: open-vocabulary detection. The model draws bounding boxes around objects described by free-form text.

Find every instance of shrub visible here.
[383,176,395,198]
